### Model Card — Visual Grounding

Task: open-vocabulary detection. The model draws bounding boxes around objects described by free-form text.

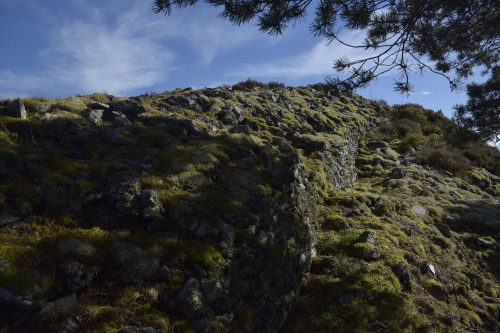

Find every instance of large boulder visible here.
[3,99,27,119]
[394,261,414,291]
[108,100,146,121]
[101,126,137,145]
[59,261,98,292]
[82,109,104,124]
[106,174,164,218]
[110,242,160,284]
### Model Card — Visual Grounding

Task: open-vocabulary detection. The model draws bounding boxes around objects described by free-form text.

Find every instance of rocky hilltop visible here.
[0,82,499,332]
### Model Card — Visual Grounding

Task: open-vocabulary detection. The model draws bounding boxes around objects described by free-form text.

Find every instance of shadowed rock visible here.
[3,99,27,119]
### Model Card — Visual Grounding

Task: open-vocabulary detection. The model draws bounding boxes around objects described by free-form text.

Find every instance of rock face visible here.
[394,261,414,291]
[2,98,27,119]
[391,167,405,179]
[0,84,372,332]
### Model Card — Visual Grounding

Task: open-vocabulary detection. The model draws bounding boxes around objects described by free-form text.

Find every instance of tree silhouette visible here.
[454,66,500,142]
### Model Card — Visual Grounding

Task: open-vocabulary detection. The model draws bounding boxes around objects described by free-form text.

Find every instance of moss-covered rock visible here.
[1,84,499,333]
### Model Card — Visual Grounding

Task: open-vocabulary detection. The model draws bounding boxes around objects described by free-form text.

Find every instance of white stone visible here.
[412,205,427,216]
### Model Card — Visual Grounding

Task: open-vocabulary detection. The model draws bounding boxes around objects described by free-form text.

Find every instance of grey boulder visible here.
[3,99,27,119]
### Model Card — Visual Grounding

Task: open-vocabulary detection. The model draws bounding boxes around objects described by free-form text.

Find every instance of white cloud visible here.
[1,0,261,97]
[229,31,380,79]
[0,91,28,100]
[182,17,257,65]
[123,4,259,65]
[0,1,177,97]
[234,40,335,78]
[0,71,54,98]
[421,91,430,95]
[42,21,175,96]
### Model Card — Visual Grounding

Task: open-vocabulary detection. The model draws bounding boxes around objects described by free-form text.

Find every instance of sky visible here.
[0,0,487,119]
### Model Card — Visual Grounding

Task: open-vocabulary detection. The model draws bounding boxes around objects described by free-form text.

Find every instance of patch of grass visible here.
[77,306,123,333]
[70,180,101,200]
[231,308,253,332]
[0,269,37,293]
[50,97,89,114]
[178,241,223,271]
[318,229,360,255]
[176,320,196,333]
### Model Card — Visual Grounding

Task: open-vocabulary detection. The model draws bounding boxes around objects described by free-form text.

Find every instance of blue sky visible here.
[0,0,484,118]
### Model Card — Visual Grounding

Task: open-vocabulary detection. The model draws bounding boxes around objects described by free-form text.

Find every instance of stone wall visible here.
[0,84,377,332]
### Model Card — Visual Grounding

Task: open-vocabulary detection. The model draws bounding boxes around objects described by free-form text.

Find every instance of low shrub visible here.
[424,146,472,175]
[463,144,500,175]
[399,132,425,153]
[267,81,286,89]
[393,104,430,129]
[232,78,285,91]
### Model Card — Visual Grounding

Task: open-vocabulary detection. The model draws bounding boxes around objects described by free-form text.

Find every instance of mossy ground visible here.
[1,85,499,332]
[282,104,500,333]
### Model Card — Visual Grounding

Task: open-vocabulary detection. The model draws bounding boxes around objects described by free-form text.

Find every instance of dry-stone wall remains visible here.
[0,84,381,332]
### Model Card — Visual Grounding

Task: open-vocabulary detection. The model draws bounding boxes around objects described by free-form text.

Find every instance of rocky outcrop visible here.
[0,84,376,332]
[2,85,500,333]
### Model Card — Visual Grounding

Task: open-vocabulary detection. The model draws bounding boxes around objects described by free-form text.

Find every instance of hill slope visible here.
[0,83,499,332]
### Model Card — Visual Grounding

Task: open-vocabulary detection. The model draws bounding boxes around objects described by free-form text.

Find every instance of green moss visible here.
[198,143,231,164]
[0,237,38,270]
[318,229,360,255]
[179,241,222,271]
[178,170,213,188]
[357,265,401,293]
[79,306,122,333]
[352,242,376,251]
[70,180,101,200]
[169,274,185,289]
[323,214,347,229]
[177,320,196,333]
[22,97,48,111]
[300,157,332,198]
[138,307,170,330]
[0,269,37,293]
[212,321,226,332]
[467,168,491,187]
[51,97,89,114]
[458,296,472,310]
[315,299,370,332]
[164,186,189,208]
[2,86,500,333]
[231,308,253,332]
[208,98,225,113]
[423,279,444,293]
[67,227,114,245]
[190,192,239,217]
[461,315,471,327]
[0,133,16,149]
[322,108,343,125]
[136,125,175,148]
[94,161,132,178]
[0,116,31,128]
[467,311,482,326]
[88,93,111,103]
